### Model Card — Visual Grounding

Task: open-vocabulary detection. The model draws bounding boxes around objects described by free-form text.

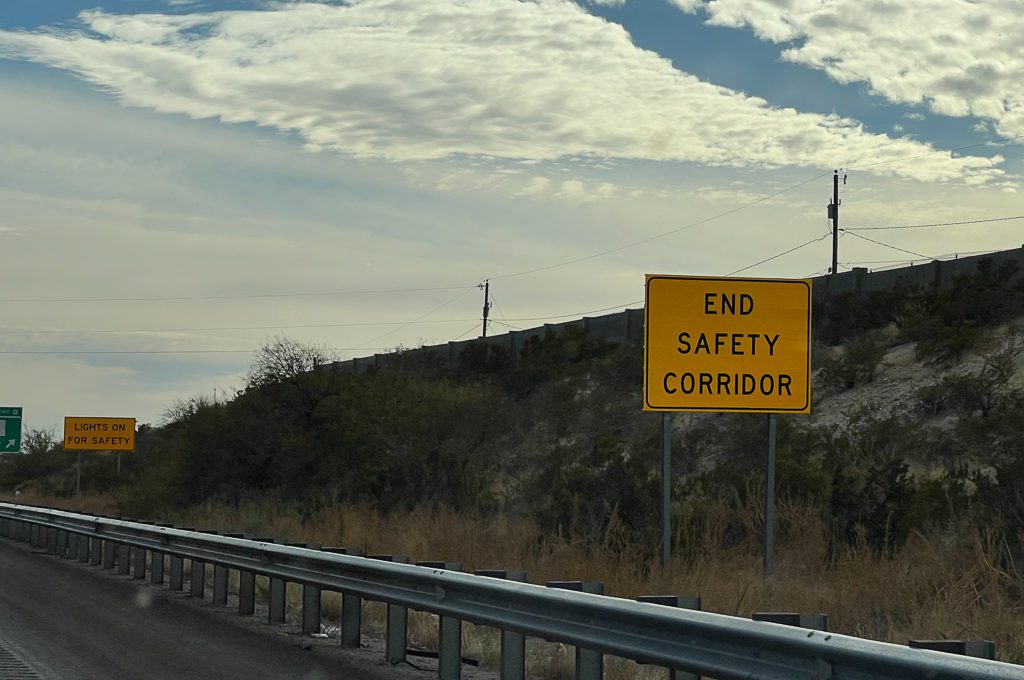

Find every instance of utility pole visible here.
[829,170,840,275]
[479,280,491,338]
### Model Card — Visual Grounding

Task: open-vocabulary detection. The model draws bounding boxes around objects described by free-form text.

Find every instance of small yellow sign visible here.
[644,275,812,413]
[63,417,137,452]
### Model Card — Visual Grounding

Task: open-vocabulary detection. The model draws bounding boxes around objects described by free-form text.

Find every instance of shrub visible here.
[820,331,887,390]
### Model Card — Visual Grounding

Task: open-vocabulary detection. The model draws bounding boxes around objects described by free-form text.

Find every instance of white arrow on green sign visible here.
[0,407,23,453]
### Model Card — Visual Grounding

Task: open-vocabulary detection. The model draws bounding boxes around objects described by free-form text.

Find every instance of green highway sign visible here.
[0,407,23,453]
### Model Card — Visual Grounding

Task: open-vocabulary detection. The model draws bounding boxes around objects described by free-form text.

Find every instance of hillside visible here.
[4,257,1024,559]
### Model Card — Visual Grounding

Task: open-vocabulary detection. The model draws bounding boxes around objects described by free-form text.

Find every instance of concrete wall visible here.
[331,246,1024,374]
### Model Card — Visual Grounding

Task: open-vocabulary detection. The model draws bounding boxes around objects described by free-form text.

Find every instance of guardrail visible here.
[1,503,1021,680]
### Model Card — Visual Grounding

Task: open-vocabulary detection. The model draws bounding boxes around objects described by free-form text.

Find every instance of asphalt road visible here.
[0,537,404,680]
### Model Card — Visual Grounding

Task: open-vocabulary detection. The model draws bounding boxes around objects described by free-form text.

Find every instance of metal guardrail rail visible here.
[1,502,1022,680]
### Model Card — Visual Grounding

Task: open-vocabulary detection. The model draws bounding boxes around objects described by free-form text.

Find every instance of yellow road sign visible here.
[644,275,812,413]
[63,417,136,451]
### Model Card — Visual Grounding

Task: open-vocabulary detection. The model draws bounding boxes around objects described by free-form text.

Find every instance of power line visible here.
[842,231,931,259]
[361,287,478,346]
[492,132,1021,282]
[0,300,642,335]
[490,171,833,280]
[503,301,643,322]
[489,319,522,331]
[725,233,831,277]
[450,324,481,342]
[845,215,1024,231]
[0,347,387,356]
[0,285,474,304]
[0,318,485,336]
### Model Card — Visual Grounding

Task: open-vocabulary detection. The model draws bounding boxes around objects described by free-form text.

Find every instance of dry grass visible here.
[1,491,118,515]
[4,492,1023,668]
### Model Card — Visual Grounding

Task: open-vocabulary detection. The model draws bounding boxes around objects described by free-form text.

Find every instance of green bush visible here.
[820,331,888,390]
[528,429,658,544]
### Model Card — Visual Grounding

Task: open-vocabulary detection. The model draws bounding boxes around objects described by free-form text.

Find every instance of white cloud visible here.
[517,176,552,196]
[682,0,1024,141]
[556,180,588,200]
[667,0,705,11]
[0,0,1004,183]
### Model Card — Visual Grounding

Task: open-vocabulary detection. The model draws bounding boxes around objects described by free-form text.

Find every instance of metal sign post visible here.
[661,412,671,568]
[764,414,778,576]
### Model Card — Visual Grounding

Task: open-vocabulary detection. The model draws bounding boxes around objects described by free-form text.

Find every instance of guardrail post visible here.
[548,581,603,680]
[191,531,219,599]
[752,612,828,631]
[56,529,69,557]
[89,537,103,566]
[370,554,409,664]
[213,563,228,605]
[909,640,996,659]
[477,570,530,680]
[149,523,172,584]
[419,561,464,680]
[239,536,273,616]
[78,534,90,563]
[103,540,116,569]
[267,538,292,624]
[151,549,165,583]
[238,568,256,615]
[288,543,323,634]
[167,526,193,591]
[191,557,207,598]
[66,532,77,558]
[170,554,185,591]
[214,534,245,606]
[118,543,131,575]
[325,547,364,647]
[133,546,147,579]
[302,580,321,634]
[638,596,702,680]
[47,527,59,554]
[269,576,286,623]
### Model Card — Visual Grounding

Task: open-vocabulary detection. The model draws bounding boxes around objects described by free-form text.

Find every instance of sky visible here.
[1,0,1022,433]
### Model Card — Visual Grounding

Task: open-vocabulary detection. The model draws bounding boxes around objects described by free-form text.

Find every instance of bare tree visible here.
[22,427,58,455]
[245,335,336,389]
[162,393,215,425]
